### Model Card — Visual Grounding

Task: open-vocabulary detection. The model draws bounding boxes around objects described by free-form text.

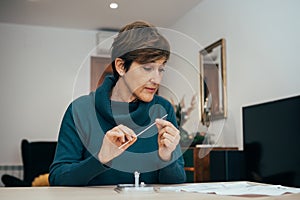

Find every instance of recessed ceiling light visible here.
[110,2,118,9]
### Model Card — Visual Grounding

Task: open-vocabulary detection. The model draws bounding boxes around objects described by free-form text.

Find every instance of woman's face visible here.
[123,58,166,102]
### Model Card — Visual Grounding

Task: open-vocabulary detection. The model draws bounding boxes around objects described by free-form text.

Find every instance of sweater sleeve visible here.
[158,100,186,183]
[158,146,186,183]
[49,105,109,186]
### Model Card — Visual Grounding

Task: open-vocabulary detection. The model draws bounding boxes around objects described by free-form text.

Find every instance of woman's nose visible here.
[150,70,162,84]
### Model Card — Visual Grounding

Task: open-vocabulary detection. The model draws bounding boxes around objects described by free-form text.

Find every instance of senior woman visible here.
[49,21,186,186]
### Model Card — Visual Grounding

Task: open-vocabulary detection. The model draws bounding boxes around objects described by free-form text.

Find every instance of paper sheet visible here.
[158,181,300,196]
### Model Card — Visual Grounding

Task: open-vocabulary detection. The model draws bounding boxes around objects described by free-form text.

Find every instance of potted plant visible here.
[170,94,205,147]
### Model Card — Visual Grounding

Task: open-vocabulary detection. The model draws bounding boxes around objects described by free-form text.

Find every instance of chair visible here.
[1,139,57,187]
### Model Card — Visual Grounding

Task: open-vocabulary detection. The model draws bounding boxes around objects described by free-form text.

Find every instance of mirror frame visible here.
[199,38,227,126]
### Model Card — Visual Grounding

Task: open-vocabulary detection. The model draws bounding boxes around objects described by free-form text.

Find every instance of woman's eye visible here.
[143,66,153,71]
[141,65,165,73]
[159,68,165,73]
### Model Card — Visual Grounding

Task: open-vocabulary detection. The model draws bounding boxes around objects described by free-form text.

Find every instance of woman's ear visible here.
[114,58,125,76]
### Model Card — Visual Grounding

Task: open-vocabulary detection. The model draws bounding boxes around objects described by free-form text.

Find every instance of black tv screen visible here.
[242,95,300,187]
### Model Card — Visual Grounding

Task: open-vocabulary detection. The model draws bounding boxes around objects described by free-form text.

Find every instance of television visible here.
[242,95,300,187]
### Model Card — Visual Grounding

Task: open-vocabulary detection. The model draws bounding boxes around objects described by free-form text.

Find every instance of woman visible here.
[49,21,186,186]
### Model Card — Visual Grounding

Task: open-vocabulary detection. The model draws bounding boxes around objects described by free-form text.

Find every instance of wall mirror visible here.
[200,38,227,126]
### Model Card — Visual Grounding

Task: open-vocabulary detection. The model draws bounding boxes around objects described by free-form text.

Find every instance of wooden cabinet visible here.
[182,146,238,182]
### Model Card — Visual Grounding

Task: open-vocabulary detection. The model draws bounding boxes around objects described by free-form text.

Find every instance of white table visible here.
[0,183,300,200]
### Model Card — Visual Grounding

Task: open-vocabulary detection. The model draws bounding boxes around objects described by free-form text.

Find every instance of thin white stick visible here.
[118,114,168,149]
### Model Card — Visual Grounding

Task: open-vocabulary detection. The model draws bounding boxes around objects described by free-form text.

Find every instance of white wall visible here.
[0,23,96,164]
[171,0,300,149]
[1,0,300,164]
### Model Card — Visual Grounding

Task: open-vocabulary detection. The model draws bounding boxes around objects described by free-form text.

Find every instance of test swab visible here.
[118,114,168,149]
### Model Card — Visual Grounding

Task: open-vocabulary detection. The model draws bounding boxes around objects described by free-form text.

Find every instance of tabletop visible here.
[1,183,300,200]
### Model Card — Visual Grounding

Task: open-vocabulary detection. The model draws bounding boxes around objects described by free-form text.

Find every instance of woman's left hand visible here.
[155,118,180,161]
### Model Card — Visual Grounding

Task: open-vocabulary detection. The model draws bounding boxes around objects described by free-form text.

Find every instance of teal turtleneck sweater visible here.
[49,76,186,186]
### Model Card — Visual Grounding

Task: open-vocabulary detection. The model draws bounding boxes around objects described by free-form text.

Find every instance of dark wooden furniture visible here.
[182,146,238,182]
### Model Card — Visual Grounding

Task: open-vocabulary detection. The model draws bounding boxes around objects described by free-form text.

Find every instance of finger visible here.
[124,136,137,148]
[118,124,130,134]
[164,126,180,137]
[106,129,122,138]
[155,118,170,131]
[158,126,179,139]
[161,132,175,143]
[159,130,180,146]
[107,129,125,143]
[118,136,137,150]
[155,118,173,127]
[161,138,172,147]
[155,119,177,134]
[113,125,132,143]
[119,125,137,142]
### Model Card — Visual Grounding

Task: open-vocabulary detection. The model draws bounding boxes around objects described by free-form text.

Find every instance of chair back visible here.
[21,139,57,183]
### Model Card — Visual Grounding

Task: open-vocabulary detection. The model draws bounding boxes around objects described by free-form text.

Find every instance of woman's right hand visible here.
[98,125,137,164]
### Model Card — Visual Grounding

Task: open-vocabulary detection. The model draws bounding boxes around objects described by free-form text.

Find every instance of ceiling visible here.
[0,0,202,31]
